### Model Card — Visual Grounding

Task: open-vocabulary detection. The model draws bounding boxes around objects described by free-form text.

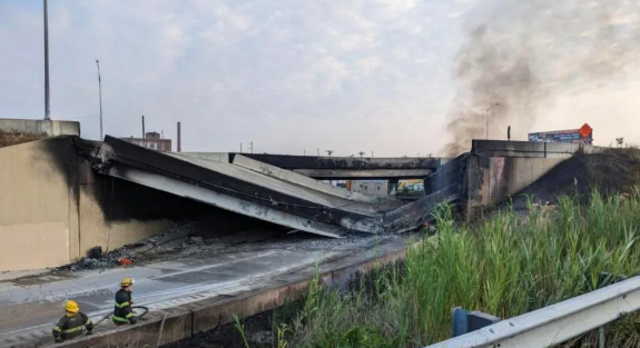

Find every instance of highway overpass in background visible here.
[183,152,443,180]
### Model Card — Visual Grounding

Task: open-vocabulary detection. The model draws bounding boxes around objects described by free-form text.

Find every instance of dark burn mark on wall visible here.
[100,136,374,229]
[83,175,274,230]
[491,157,516,206]
[40,136,275,230]
[40,136,82,215]
[460,155,489,222]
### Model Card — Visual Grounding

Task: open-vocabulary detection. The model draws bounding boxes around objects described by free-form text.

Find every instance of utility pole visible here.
[96,60,103,139]
[141,115,145,137]
[43,0,51,120]
[249,141,253,153]
[486,103,500,139]
[358,151,365,158]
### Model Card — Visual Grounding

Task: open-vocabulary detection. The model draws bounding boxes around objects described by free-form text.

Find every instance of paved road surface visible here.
[0,233,412,347]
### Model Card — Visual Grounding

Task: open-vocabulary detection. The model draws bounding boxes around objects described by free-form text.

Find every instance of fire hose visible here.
[90,306,149,332]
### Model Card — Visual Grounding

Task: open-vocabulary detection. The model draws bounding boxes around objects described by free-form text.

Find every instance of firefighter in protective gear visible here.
[52,300,94,343]
[113,277,138,325]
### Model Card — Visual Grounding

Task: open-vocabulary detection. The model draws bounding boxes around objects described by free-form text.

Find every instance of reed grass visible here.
[237,189,640,348]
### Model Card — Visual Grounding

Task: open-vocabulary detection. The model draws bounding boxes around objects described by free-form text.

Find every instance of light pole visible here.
[43,0,50,120]
[96,60,103,139]
[486,103,500,139]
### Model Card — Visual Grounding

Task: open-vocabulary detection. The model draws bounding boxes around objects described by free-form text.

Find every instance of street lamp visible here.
[96,60,103,139]
[43,0,50,120]
[486,103,500,139]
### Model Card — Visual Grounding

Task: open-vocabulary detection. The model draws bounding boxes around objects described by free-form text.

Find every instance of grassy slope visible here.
[263,189,640,348]
[0,130,47,148]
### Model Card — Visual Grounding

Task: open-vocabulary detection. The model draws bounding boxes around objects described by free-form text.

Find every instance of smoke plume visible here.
[443,0,640,156]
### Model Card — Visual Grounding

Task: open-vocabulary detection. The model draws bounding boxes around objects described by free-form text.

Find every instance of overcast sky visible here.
[1,0,639,156]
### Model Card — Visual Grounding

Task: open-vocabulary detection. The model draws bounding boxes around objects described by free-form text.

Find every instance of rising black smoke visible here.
[443,0,640,156]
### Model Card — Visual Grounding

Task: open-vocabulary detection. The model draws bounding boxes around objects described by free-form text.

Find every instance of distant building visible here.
[346,180,388,197]
[121,132,172,152]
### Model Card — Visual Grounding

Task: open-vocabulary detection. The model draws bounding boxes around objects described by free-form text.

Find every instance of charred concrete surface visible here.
[0,135,281,271]
[41,136,218,225]
[92,136,448,237]
[0,232,415,348]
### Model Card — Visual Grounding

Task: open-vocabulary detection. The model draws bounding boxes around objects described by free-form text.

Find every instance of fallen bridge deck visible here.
[93,136,451,238]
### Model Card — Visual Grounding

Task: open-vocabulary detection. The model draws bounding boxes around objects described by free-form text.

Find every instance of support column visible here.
[387,179,399,196]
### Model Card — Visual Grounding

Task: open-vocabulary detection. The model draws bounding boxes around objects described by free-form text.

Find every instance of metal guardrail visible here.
[425,275,640,348]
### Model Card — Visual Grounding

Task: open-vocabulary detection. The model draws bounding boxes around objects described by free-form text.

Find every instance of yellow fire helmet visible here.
[64,300,79,313]
[120,277,135,287]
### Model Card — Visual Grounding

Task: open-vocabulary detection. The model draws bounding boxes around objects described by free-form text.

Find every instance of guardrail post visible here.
[593,272,626,348]
[598,326,605,348]
[451,308,468,337]
[451,307,501,338]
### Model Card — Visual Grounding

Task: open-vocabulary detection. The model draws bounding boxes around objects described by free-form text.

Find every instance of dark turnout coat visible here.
[52,312,93,341]
[113,288,135,325]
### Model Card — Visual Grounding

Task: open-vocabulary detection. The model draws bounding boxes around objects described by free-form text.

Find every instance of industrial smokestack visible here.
[177,122,181,152]
[141,115,145,138]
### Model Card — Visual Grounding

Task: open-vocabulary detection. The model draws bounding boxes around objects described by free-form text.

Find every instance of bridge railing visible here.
[424,275,640,348]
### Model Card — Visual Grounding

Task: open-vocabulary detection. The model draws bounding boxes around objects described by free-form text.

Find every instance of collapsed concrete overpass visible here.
[95,136,458,238]
[0,135,621,348]
[0,130,602,272]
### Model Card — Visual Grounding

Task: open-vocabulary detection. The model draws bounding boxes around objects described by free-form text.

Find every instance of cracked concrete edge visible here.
[40,240,418,348]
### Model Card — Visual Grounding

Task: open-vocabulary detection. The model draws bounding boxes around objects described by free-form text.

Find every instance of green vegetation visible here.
[237,189,640,348]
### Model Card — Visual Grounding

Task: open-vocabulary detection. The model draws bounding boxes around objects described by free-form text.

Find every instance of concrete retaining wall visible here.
[76,162,173,254]
[465,156,566,218]
[0,137,174,271]
[0,118,80,137]
[0,138,77,270]
[465,140,587,219]
[471,139,604,158]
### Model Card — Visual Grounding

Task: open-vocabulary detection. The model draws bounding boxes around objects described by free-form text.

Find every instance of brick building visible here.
[121,132,172,151]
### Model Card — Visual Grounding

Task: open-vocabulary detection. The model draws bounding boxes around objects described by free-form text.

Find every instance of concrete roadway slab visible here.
[0,234,414,347]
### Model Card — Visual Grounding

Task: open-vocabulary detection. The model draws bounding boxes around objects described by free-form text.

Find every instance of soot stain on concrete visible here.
[39,136,277,230]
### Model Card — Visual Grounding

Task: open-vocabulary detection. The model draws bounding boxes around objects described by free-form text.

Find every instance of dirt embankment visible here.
[510,149,640,210]
[0,130,47,148]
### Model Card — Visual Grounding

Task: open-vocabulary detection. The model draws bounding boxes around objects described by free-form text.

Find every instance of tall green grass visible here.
[242,189,640,348]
